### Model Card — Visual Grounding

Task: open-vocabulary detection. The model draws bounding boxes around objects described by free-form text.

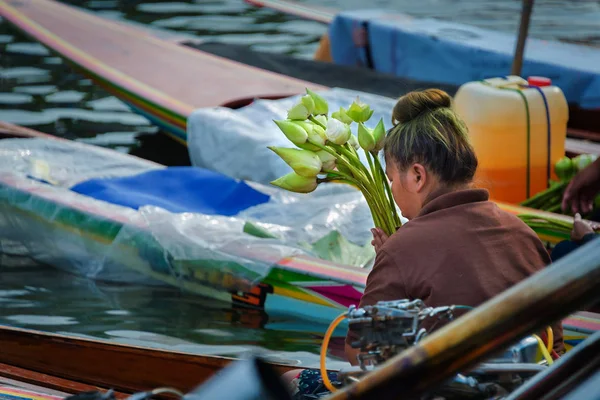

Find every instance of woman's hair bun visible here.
[392,88,452,125]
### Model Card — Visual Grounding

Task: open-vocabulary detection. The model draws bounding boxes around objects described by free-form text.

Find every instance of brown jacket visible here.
[349,188,564,353]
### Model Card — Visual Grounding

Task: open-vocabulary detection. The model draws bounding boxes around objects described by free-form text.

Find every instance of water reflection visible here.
[0,264,348,367]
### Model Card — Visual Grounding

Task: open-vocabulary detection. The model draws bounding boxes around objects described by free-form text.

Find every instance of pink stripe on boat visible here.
[306,284,363,308]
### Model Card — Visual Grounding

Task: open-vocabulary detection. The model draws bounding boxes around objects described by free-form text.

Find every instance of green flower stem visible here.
[323,169,383,229]
[520,181,568,207]
[373,154,402,227]
[308,139,395,235]
[309,140,369,186]
[329,143,376,197]
[365,149,376,180]
[546,204,562,213]
[518,215,573,231]
[309,115,327,129]
[364,150,395,232]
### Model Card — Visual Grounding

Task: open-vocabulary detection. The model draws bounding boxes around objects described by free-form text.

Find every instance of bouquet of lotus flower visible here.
[268,89,402,237]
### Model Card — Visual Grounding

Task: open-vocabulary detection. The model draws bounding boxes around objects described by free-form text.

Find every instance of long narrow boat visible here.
[246,0,600,141]
[0,122,597,347]
[0,325,296,397]
[1,0,600,146]
[0,0,323,145]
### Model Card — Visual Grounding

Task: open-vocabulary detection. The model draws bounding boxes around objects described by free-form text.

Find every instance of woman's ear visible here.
[412,163,427,193]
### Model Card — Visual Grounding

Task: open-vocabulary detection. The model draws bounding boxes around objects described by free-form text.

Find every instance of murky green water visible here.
[1,0,599,370]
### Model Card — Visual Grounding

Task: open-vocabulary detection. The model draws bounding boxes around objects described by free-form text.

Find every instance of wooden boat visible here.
[246,0,600,142]
[1,0,600,147]
[0,0,323,145]
[0,325,296,398]
[0,121,597,346]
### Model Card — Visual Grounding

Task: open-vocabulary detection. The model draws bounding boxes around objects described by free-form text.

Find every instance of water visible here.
[0,259,349,369]
[1,0,599,370]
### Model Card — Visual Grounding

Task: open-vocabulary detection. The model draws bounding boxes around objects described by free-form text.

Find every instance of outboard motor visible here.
[336,299,546,399]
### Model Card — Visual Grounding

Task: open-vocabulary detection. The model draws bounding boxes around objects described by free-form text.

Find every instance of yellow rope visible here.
[533,334,554,365]
[546,326,554,354]
[320,313,347,392]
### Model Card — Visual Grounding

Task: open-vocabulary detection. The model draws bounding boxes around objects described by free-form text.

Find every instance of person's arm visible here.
[562,157,600,214]
[344,249,407,365]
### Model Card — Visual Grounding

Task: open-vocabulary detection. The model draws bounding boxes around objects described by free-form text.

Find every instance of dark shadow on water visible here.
[130,131,191,166]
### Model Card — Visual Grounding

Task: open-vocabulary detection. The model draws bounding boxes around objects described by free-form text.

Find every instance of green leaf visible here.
[243,222,279,239]
[308,230,375,267]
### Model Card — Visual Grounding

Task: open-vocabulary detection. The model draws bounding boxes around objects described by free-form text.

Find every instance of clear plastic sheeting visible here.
[109,182,380,292]
[109,206,308,292]
[187,87,397,185]
[240,182,378,247]
[0,138,162,187]
[0,172,158,284]
[0,138,384,295]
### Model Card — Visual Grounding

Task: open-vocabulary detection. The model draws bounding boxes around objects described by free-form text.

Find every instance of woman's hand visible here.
[562,158,600,214]
[371,227,389,252]
[571,213,598,241]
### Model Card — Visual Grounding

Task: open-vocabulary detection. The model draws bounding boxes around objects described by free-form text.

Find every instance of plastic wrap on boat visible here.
[0,138,386,292]
[109,182,382,291]
[0,171,156,283]
[0,138,162,187]
[187,87,397,185]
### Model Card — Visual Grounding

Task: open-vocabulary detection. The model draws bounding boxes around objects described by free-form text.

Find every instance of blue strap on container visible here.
[479,79,532,199]
[528,85,552,188]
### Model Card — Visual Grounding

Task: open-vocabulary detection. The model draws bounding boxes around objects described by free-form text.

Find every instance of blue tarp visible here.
[70,167,270,216]
[329,10,600,109]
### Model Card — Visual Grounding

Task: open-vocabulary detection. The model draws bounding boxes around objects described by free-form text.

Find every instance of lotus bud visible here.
[357,123,376,152]
[274,120,308,145]
[572,154,598,172]
[325,118,351,145]
[346,97,374,123]
[301,95,315,115]
[331,107,353,125]
[294,121,326,151]
[268,146,322,178]
[312,125,327,144]
[316,150,336,171]
[270,172,317,193]
[348,134,360,150]
[293,121,314,135]
[287,103,310,120]
[306,88,328,115]
[372,118,386,153]
[314,115,328,127]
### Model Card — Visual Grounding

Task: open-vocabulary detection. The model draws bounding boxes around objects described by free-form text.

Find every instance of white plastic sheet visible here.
[187,87,397,185]
[0,138,162,187]
[0,138,383,292]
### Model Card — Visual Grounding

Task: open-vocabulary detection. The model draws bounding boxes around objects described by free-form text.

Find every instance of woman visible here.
[286,89,564,399]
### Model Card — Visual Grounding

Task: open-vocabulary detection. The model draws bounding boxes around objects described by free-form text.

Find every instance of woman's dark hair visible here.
[384,89,478,184]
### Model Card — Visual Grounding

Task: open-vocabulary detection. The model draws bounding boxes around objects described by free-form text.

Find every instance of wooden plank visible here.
[0,367,127,398]
[0,326,297,395]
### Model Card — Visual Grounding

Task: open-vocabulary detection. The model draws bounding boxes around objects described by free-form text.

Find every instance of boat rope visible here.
[545,326,553,354]
[320,312,347,392]
[532,333,554,365]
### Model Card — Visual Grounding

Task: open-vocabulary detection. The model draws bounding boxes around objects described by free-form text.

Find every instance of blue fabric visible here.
[551,234,599,262]
[70,167,270,216]
[329,10,600,109]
